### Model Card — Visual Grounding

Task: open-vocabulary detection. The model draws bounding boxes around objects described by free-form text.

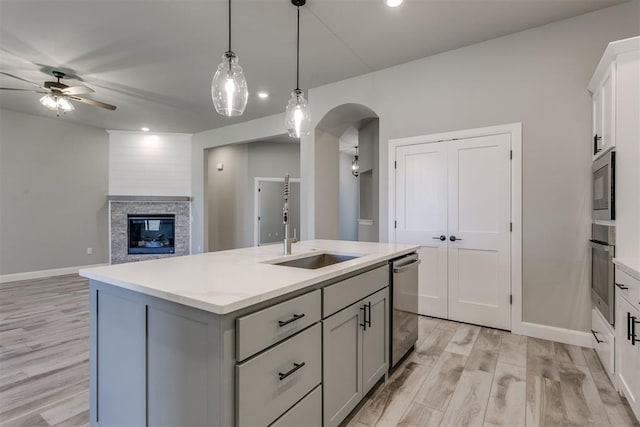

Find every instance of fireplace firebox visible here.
[128,214,175,255]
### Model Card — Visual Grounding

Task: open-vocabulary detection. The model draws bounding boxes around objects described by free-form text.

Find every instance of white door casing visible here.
[447,134,511,330]
[394,143,448,318]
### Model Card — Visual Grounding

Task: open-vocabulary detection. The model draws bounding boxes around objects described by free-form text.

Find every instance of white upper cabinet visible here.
[591,63,616,159]
[588,37,639,161]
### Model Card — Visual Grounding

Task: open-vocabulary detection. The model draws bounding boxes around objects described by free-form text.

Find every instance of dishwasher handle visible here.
[393,258,420,273]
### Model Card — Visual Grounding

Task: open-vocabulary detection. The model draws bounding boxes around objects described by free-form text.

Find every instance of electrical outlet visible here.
[87,247,93,255]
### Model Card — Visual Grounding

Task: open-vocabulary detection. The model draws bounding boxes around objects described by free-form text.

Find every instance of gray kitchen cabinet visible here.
[323,287,389,427]
[323,301,363,427]
[362,288,389,395]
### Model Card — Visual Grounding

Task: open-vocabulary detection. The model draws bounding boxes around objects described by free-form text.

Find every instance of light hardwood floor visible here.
[0,275,637,427]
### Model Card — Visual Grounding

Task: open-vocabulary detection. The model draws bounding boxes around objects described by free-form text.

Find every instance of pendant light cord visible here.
[296,6,300,91]
[228,0,232,53]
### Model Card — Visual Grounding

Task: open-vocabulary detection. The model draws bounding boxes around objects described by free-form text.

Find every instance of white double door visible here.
[394,133,512,330]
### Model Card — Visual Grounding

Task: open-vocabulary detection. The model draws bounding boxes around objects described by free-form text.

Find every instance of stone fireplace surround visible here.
[109,196,190,264]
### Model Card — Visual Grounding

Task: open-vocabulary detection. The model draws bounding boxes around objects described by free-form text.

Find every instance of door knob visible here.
[432,235,446,241]
[449,235,463,242]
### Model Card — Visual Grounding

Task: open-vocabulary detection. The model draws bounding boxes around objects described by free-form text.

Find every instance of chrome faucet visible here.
[283,174,292,255]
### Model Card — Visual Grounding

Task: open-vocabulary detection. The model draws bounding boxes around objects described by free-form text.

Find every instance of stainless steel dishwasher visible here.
[390,253,420,368]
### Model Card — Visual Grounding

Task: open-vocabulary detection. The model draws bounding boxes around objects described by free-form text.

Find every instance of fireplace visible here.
[128,214,175,255]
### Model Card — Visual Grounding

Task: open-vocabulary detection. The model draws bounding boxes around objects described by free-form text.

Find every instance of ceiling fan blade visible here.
[0,72,47,90]
[62,85,94,95]
[69,96,117,111]
[0,87,48,93]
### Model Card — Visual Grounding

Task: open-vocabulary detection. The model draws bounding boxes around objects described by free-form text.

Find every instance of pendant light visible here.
[352,146,360,177]
[211,0,248,117]
[285,0,311,139]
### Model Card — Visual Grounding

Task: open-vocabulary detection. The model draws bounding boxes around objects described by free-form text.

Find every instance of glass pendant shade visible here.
[211,51,248,117]
[352,155,360,177]
[285,89,311,138]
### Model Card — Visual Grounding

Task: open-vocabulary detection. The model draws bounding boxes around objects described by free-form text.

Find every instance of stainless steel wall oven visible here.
[590,224,615,325]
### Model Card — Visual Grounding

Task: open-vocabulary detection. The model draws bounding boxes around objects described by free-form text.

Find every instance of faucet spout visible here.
[283,174,292,255]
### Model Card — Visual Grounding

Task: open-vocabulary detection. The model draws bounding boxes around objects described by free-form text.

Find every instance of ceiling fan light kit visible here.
[285,0,311,139]
[211,0,249,117]
[0,70,117,116]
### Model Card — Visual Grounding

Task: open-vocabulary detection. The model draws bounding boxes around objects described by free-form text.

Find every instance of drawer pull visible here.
[278,362,306,380]
[278,313,305,327]
[360,305,367,331]
[616,283,629,290]
[591,329,603,344]
[631,314,639,346]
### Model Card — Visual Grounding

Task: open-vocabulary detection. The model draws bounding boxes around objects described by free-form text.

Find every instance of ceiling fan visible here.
[0,70,117,116]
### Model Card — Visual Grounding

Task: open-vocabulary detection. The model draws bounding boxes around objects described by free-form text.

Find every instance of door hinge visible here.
[510,294,513,305]
[394,160,397,169]
[510,222,513,232]
[510,150,513,160]
[394,220,397,229]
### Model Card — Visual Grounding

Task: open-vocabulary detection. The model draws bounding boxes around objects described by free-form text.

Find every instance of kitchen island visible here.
[80,240,418,427]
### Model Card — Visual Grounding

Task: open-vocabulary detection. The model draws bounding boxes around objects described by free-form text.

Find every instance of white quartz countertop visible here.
[80,240,418,315]
[614,257,640,282]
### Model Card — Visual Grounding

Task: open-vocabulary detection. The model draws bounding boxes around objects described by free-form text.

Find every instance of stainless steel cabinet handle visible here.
[278,362,305,380]
[278,313,305,327]
[432,235,446,241]
[393,259,421,273]
[449,235,463,242]
[591,329,603,344]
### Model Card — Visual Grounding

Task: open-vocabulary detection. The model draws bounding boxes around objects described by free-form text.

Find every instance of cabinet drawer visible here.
[592,308,615,379]
[616,269,640,307]
[270,385,322,427]
[237,290,321,361]
[323,265,388,317]
[237,323,321,427]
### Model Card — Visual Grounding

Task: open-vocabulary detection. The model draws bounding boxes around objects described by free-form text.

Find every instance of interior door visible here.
[394,142,448,318]
[447,134,511,330]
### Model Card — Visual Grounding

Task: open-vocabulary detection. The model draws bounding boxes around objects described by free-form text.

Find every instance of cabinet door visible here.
[362,288,389,395]
[616,295,640,415]
[323,303,363,427]
[593,85,603,156]
[601,65,615,153]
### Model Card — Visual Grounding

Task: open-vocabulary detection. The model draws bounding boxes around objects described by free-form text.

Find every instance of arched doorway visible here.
[313,103,379,241]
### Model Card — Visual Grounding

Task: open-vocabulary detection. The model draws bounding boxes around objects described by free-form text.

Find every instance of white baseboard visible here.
[518,321,593,348]
[0,263,108,284]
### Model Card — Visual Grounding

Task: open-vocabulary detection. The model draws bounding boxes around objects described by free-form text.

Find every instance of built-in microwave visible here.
[592,150,615,220]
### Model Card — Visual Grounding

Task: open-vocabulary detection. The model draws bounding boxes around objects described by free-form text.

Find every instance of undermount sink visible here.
[271,253,361,269]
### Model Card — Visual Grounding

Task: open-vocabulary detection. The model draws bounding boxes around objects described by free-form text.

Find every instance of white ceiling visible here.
[0,0,627,133]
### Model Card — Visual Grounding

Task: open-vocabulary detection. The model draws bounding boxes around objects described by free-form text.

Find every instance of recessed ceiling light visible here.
[385,0,403,7]
[141,127,150,132]
[257,91,269,99]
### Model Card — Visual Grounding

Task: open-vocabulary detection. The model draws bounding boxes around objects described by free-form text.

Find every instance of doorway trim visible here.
[254,177,301,246]
[388,122,523,335]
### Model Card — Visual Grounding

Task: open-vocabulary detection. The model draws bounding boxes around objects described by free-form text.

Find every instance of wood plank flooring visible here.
[0,275,89,427]
[0,275,638,426]
[346,317,639,427]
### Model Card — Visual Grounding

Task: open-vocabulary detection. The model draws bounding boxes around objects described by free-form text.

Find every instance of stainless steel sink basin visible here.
[272,253,361,269]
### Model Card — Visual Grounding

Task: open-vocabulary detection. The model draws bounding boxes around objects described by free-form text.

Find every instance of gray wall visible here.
[338,149,358,241]
[301,1,640,332]
[206,143,249,251]
[206,141,300,251]
[0,109,109,275]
